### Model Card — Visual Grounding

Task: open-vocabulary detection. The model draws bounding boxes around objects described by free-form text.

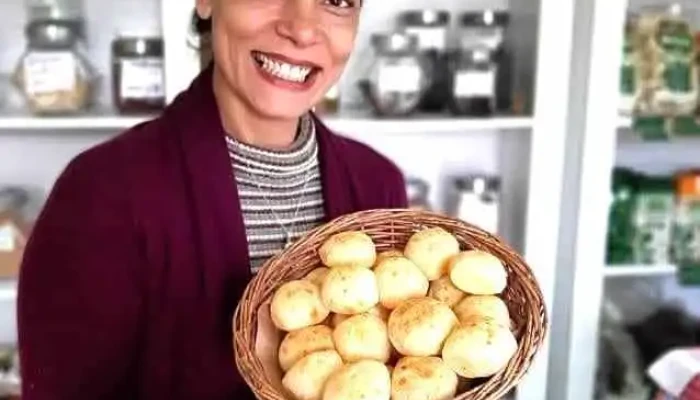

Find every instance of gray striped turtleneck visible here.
[226,114,325,273]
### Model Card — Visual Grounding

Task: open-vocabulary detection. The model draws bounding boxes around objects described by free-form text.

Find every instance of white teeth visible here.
[255,53,312,83]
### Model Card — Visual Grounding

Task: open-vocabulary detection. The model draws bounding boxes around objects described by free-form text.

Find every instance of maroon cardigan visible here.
[17,67,407,399]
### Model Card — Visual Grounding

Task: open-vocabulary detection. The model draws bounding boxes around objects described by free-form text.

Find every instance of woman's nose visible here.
[275,1,320,47]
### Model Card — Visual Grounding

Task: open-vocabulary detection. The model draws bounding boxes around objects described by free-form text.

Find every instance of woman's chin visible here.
[248,93,318,120]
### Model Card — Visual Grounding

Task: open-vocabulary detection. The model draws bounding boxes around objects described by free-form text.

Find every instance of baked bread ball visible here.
[331,304,390,328]
[391,356,458,400]
[453,295,511,327]
[404,228,460,280]
[442,316,518,378]
[333,313,391,363]
[428,276,466,308]
[279,325,336,372]
[282,349,344,400]
[323,360,391,400]
[304,267,330,287]
[388,298,458,357]
[375,249,404,265]
[319,231,376,269]
[321,265,379,314]
[271,280,330,331]
[448,250,508,295]
[374,256,429,309]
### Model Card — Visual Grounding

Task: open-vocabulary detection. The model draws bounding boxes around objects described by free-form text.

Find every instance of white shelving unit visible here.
[604,264,678,278]
[546,0,700,399]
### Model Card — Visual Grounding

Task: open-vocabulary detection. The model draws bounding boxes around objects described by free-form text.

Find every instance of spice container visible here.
[111,36,166,114]
[634,4,699,117]
[12,21,98,115]
[358,32,428,117]
[25,0,84,35]
[457,10,512,113]
[397,10,451,112]
[406,178,432,211]
[446,176,500,235]
[447,46,497,116]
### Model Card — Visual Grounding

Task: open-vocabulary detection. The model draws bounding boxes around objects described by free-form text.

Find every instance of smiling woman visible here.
[17,0,406,399]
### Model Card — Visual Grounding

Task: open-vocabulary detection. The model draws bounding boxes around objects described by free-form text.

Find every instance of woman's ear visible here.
[195,0,213,20]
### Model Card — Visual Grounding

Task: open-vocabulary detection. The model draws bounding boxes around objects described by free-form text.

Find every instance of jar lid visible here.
[112,36,164,56]
[25,20,78,47]
[454,176,500,193]
[406,178,429,199]
[370,32,419,53]
[460,10,510,27]
[398,10,451,27]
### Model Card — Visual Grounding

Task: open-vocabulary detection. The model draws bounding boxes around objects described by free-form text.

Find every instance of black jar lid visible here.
[112,36,164,56]
[370,32,419,53]
[398,10,451,27]
[25,20,79,48]
[460,10,510,27]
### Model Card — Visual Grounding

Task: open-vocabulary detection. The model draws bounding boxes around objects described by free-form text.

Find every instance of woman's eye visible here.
[324,0,355,9]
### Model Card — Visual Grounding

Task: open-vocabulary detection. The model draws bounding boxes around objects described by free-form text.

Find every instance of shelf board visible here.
[0,110,157,131]
[324,114,533,135]
[0,108,533,133]
[604,264,677,278]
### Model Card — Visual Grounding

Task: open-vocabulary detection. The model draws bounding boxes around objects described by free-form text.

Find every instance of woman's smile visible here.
[251,50,322,91]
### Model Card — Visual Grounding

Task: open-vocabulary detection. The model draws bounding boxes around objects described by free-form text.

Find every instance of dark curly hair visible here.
[192,10,212,34]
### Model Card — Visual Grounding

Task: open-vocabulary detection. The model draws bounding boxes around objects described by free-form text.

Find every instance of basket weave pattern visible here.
[234,209,548,400]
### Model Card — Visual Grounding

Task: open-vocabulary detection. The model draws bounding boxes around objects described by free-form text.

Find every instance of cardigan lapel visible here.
[165,66,253,287]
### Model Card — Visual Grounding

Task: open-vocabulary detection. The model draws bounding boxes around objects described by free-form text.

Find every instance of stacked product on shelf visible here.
[619,4,700,140]
[606,168,700,284]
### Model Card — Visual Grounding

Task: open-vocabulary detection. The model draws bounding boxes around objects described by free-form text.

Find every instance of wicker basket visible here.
[233,209,548,400]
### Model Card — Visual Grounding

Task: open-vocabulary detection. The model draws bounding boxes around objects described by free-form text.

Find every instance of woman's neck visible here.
[212,69,300,150]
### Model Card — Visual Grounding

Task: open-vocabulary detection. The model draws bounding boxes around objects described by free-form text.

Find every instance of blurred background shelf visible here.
[0,112,533,133]
[0,110,156,131]
[604,264,678,278]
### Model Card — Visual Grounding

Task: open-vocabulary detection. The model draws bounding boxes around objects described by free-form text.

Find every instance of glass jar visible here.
[12,21,98,115]
[111,36,166,114]
[314,84,340,115]
[447,46,497,116]
[406,178,432,211]
[397,10,451,113]
[447,176,501,235]
[359,32,428,117]
[458,10,512,113]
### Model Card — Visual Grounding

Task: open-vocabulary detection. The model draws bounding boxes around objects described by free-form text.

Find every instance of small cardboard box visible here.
[0,212,28,279]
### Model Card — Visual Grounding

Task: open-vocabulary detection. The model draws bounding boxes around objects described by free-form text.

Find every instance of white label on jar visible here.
[23,51,76,95]
[457,195,499,234]
[404,27,446,50]
[120,58,165,100]
[454,70,495,98]
[378,65,421,93]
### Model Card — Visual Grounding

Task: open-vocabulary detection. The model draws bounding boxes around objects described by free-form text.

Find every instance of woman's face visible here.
[196,0,361,120]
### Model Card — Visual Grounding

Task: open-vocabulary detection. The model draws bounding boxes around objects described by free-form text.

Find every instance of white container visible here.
[447,175,501,235]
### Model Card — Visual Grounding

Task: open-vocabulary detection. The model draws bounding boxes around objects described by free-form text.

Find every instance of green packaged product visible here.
[631,175,675,265]
[606,168,639,265]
